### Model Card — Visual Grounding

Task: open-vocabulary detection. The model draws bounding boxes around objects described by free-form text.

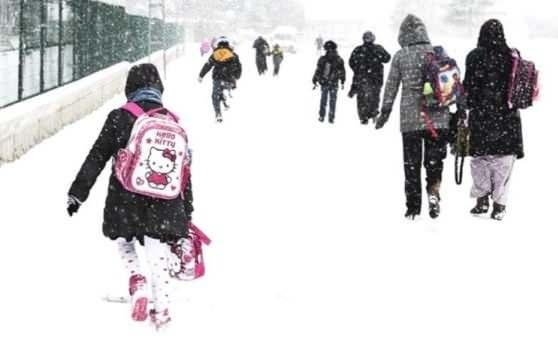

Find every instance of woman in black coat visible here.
[67,63,193,327]
[463,19,524,221]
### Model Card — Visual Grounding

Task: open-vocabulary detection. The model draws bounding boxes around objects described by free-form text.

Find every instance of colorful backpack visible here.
[422,46,464,110]
[421,46,464,139]
[114,102,190,200]
[508,48,539,110]
[168,223,211,281]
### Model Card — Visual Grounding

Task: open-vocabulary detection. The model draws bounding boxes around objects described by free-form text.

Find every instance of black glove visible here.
[67,195,82,217]
[375,107,391,129]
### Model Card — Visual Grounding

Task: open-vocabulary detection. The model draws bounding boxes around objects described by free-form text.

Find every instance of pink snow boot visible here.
[150,308,171,330]
[129,274,149,321]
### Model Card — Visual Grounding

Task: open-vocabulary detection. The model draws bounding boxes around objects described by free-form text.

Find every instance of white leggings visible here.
[117,236,171,312]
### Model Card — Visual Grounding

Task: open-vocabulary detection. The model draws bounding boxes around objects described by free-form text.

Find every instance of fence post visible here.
[39,0,46,92]
[18,0,24,100]
[58,0,63,86]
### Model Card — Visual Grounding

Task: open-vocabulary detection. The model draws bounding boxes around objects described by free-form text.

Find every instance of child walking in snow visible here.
[199,37,242,123]
[67,63,194,330]
[312,40,346,123]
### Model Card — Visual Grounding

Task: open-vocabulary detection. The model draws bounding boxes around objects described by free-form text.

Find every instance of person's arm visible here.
[312,58,323,85]
[234,55,242,80]
[339,58,346,85]
[183,175,194,222]
[68,110,122,203]
[376,45,391,63]
[463,51,479,111]
[381,51,402,112]
[199,56,215,79]
[349,48,358,71]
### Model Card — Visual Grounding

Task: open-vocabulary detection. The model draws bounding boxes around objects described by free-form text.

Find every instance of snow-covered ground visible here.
[0,39,557,338]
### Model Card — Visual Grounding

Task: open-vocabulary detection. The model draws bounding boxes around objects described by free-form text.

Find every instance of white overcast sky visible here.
[301,0,555,21]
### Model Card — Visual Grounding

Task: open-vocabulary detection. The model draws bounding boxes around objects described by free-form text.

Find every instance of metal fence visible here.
[0,0,184,108]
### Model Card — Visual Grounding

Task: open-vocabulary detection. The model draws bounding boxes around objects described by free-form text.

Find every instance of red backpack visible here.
[508,48,539,110]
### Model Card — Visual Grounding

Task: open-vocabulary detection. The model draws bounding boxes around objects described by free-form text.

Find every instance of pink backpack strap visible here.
[121,102,146,117]
[189,223,211,245]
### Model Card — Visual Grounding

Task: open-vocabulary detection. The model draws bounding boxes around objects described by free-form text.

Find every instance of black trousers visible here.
[356,81,381,122]
[402,130,448,212]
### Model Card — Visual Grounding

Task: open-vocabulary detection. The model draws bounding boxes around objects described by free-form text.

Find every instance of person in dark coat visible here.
[271,44,284,76]
[253,36,270,75]
[199,38,242,123]
[312,40,346,123]
[67,63,193,327]
[348,31,391,124]
[463,19,524,221]
[376,14,450,220]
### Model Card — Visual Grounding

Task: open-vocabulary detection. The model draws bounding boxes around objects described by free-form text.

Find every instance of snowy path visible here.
[1,41,557,338]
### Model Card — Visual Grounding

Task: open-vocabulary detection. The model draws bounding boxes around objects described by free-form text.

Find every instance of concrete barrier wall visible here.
[0,45,183,166]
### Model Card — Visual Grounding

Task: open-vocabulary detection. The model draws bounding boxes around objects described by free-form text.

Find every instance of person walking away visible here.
[348,31,391,125]
[67,63,194,330]
[315,35,324,53]
[463,19,526,221]
[312,40,346,124]
[253,36,270,75]
[199,37,242,123]
[376,14,451,220]
[200,38,211,57]
[271,44,284,76]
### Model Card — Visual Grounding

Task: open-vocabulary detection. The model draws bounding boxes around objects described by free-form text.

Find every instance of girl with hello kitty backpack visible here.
[67,63,194,330]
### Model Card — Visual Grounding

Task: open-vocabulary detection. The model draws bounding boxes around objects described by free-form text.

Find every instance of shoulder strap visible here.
[121,102,145,117]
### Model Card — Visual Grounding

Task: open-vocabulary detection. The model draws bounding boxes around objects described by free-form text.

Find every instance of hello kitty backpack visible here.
[168,223,211,281]
[114,102,190,200]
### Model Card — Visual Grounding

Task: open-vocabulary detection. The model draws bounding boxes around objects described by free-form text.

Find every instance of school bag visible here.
[421,46,464,139]
[508,48,539,110]
[168,223,211,281]
[114,102,190,200]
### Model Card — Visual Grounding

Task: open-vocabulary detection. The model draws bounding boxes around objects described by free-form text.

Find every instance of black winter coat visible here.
[253,37,270,56]
[199,47,242,83]
[349,42,391,85]
[312,51,346,86]
[464,24,524,159]
[69,101,193,243]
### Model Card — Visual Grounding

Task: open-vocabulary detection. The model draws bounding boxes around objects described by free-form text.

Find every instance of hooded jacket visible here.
[464,19,524,159]
[199,45,242,82]
[382,15,451,133]
[312,50,346,87]
[69,65,193,243]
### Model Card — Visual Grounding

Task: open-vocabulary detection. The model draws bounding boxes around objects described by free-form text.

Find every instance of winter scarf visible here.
[126,87,163,105]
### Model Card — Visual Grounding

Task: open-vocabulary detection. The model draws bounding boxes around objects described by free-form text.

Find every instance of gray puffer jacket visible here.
[382,15,450,133]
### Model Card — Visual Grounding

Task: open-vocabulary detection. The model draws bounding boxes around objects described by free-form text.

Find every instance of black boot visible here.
[470,196,489,215]
[428,193,440,219]
[405,208,420,220]
[491,203,506,221]
[318,116,325,122]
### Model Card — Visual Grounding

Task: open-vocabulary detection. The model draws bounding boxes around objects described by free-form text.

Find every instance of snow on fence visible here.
[0,45,183,166]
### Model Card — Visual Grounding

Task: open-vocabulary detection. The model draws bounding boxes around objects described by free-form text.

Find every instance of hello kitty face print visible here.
[114,102,190,200]
[146,148,177,190]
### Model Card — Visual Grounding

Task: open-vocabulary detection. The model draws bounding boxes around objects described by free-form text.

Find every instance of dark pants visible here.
[319,85,338,121]
[356,81,381,122]
[402,130,448,212]
[273,60,281,76]
[256,55,267,74]
[212,80,232,115]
